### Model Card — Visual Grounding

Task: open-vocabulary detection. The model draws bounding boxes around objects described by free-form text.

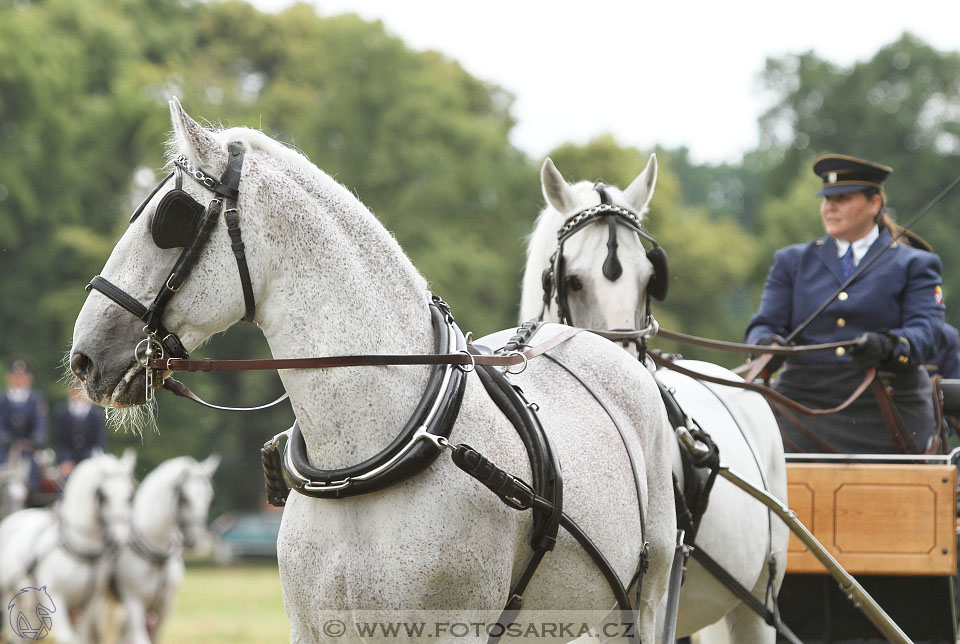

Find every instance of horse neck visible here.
[132,463,185,550]
[254,180,436,469]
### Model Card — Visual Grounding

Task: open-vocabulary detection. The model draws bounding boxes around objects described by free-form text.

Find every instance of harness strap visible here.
[656,327,858,356]
[650,352,876,417]
[870,377,920,454]
[150,327,584,373]
[128,526,176,567]
[220,142,255,322]
[690,548,803,644]
[452,443,639,644]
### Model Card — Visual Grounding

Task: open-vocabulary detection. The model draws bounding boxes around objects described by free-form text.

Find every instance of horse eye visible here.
[567,275,583,292]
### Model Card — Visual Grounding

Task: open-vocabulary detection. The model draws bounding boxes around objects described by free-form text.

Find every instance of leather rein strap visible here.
[150,327,583,373]
[648,352,877,417]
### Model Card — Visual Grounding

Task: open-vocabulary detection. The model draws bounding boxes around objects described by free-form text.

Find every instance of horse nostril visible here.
[70,351,92,382]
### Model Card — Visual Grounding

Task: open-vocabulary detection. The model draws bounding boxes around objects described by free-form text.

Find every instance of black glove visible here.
[753,334,790,374]
[848,331,896,369]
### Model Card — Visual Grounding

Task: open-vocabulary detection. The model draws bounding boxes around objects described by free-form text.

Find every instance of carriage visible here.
[67,99,959,644]
[779,444,960,642]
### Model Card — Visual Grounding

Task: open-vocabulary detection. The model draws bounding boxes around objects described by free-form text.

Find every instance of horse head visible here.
[71,98,269,407]
[520,155,662,338]
[175,454,219,548]
[61,451,136,547]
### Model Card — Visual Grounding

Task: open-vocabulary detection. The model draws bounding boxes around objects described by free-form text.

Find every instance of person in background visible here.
[52,382,107,478]
[0,357,49,492]
[745,154,945,454]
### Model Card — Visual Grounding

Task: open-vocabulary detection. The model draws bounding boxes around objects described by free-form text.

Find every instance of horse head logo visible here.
[7,586,56,640]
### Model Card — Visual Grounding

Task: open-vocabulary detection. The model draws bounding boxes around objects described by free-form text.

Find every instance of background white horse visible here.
[520,157,790,643]
[70,98,679,643]
[96,454,219,644]
[0,458,29,522]
[0,451,136,644]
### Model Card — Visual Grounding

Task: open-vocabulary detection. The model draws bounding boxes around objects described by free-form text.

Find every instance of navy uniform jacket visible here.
[928,323,960,379]
[745,227,944,453]
[0,390,48,459]
[746,228,944,368]
[52,403,107,464]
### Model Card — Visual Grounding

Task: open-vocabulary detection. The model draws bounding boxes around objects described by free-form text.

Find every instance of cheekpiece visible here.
[813,154,892,197]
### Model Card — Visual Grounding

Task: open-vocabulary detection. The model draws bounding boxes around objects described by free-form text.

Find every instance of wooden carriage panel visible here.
[785,463,956,575]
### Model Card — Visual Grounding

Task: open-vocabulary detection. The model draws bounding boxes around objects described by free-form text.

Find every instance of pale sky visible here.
[246,0,960,164]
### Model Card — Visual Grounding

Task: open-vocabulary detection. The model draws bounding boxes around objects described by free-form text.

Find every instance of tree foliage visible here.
[2,2,958,511]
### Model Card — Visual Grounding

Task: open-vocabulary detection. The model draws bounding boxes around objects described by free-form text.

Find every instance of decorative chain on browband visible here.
[173,154,218,189]
[557,203,644,239]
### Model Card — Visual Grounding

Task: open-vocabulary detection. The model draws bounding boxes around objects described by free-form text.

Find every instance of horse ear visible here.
[541,158,575,214]
[169,96,226,169]
[200,453,221,476]
[622,153,658,213]
[120,447,137,472]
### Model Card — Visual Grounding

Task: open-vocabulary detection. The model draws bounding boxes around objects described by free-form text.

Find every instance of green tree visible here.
[758,33,960,328]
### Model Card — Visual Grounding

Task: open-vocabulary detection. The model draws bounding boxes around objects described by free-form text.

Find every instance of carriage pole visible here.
[715,464,914,644]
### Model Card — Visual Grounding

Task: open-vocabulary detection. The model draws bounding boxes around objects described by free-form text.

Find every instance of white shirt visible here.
[834,225,880,266]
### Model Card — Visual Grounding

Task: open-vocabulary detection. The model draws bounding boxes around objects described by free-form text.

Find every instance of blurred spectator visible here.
[0,357,48,491]
[53,382,107,478]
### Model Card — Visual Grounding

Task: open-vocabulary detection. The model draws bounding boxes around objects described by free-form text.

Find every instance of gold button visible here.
[898,355,909,364]
[838,292,848,301]
[836,318,846,327]
[836,347,846,356]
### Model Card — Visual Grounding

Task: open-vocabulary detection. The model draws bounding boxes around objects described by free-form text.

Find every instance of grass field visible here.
[163,562,289,643]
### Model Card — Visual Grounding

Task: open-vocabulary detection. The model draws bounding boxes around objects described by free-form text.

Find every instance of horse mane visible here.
[165,125,353,206]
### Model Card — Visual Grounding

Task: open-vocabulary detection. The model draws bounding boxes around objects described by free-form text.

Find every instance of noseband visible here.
[86,142,254,401]
[540,184,669,330]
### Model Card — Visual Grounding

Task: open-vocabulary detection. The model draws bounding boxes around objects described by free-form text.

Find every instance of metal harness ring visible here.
[135,335,164,368]
[456,350,476,373]
[502,350,529,375]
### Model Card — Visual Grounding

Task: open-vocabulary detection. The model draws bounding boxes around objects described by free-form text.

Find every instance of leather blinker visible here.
[150,189,206,249]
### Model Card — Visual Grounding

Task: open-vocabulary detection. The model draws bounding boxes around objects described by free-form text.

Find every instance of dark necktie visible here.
[841,245,856,280]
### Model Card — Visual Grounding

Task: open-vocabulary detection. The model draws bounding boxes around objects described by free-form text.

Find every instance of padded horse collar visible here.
[541,184,669,328]
[262,297,468,500]
[86,142,254,401]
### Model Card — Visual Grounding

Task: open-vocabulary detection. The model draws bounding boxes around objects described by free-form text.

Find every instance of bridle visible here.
[129,469,209,565]
[540,184,668,350]
[58,472,133,563]
[86,141,254,401]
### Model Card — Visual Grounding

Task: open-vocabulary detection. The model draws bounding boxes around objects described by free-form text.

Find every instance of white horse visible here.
[520,157,790,643]
[95,454,219,644]
[0,451,136,644]
[0,459,29,522]
[70,98,679,643]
